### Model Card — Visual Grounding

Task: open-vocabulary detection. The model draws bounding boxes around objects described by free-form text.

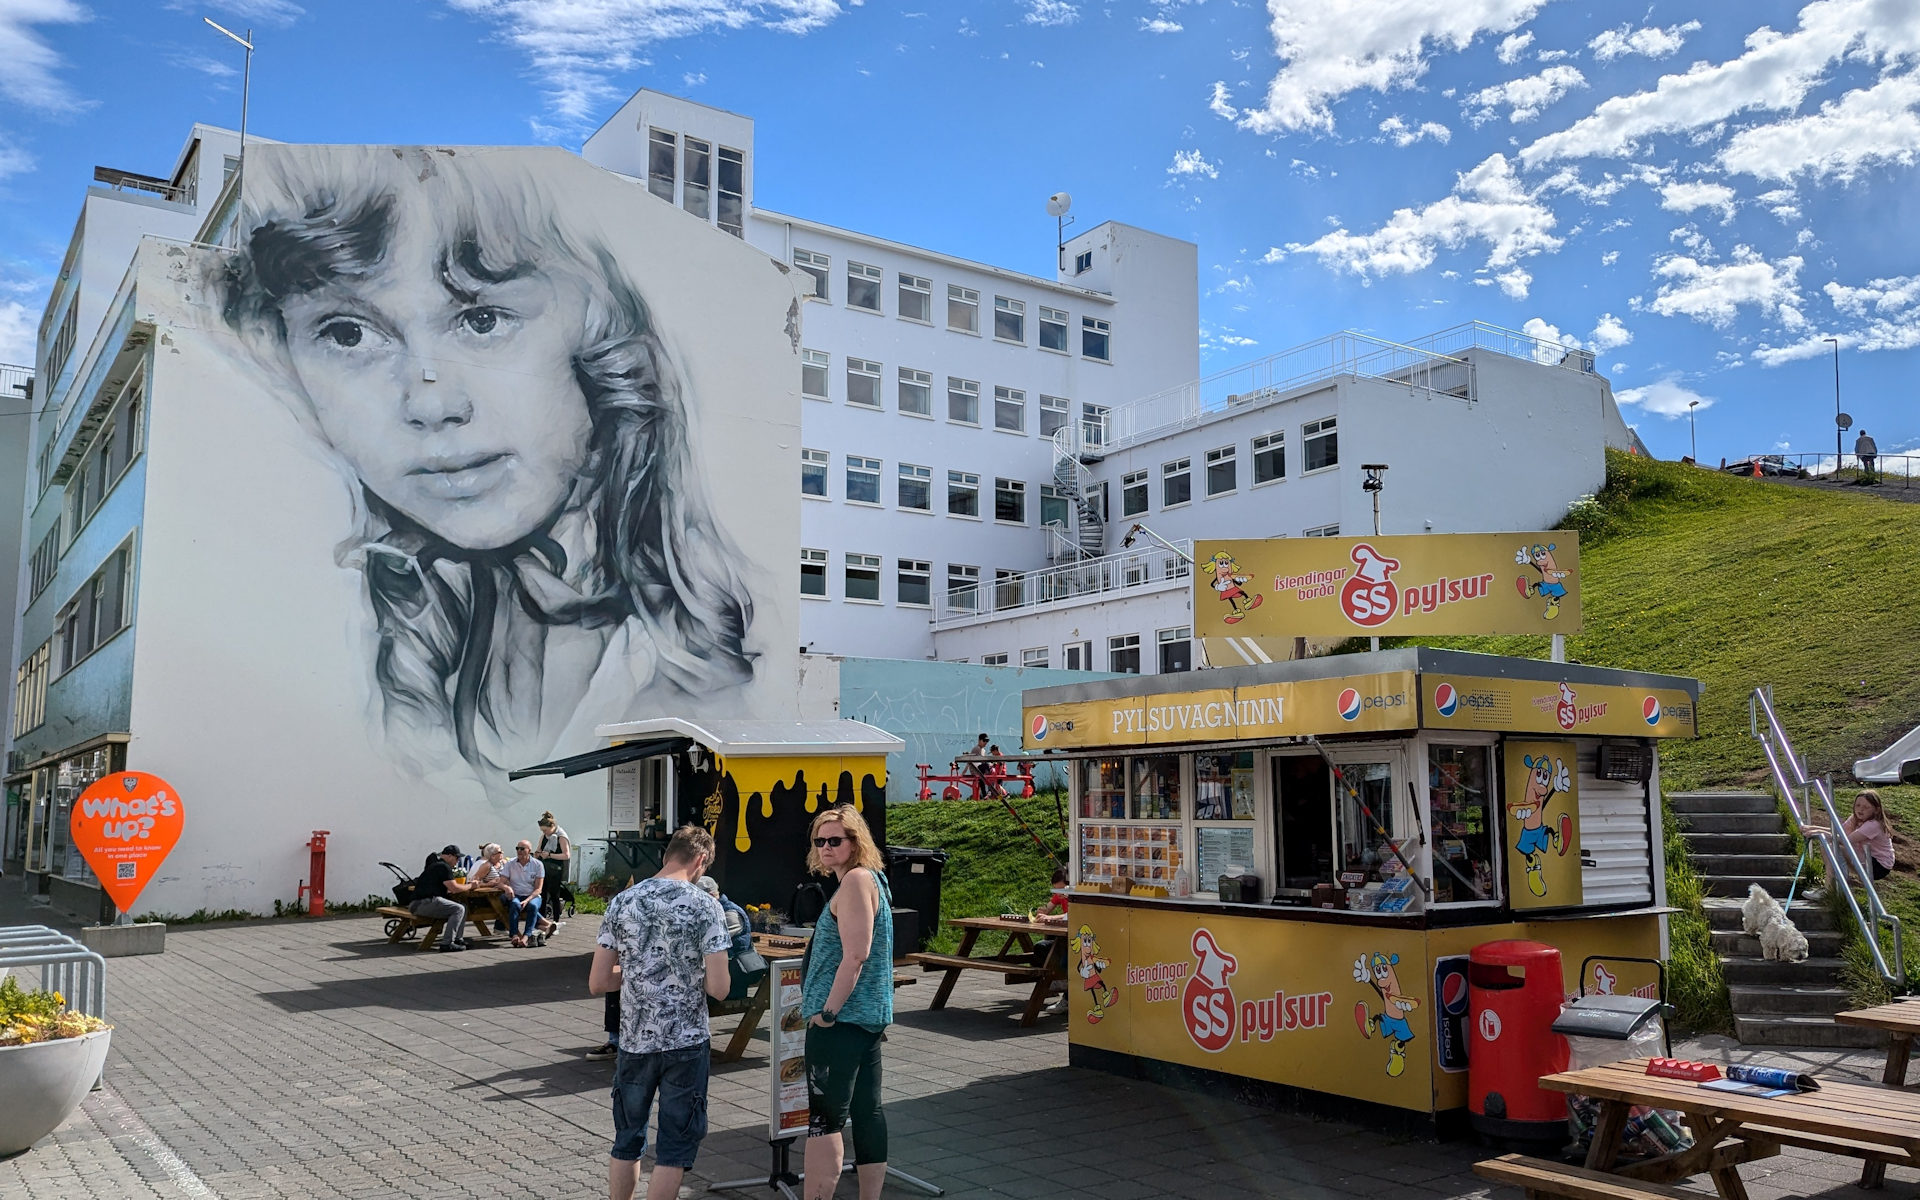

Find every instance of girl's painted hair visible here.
[806,803,885,876]
[216,147,753,776]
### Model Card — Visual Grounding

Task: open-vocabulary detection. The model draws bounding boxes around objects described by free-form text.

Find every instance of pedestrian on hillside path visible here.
[1857,430,1879,482]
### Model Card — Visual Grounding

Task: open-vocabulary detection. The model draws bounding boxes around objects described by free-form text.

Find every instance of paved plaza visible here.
[0,899,1913,1200]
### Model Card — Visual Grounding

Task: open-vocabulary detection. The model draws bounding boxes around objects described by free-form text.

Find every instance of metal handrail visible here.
[1722,452,1916,489]
[1750,686,1905,988]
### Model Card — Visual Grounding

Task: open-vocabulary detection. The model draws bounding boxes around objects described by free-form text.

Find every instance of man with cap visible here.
[411,845,475,951]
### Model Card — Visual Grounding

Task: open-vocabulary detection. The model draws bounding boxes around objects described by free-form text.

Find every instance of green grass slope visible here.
[887,797,1069,953]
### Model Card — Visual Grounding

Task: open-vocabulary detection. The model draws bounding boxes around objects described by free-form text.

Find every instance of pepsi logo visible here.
[1643,697,1661,726]
[1337,689,1361,721]
[1031,714,1050,741]
[1434,683,1458,718]
[1442,971,1469,1015]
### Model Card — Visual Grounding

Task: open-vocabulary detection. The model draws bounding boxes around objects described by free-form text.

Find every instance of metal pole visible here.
[240,29,252,166]
[1828,337,1841,471]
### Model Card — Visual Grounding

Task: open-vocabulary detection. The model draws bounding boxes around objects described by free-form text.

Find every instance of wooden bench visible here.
[906,951,1062,1026]
[377,906,449,953]
[1474,1154,1718,1200]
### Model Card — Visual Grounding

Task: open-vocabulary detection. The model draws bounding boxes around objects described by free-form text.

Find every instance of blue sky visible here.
[2,0,1917,465]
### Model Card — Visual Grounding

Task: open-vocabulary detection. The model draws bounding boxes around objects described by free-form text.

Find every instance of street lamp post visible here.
[1824,336,1842,472]
[1688,399,1699,462]
[204,18,254,180]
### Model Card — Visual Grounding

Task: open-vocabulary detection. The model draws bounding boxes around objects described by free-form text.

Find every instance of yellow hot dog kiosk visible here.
[1021,647,1698,1129]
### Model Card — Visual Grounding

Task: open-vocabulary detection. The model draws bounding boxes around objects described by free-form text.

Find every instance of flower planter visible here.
[0,1028,112,1157]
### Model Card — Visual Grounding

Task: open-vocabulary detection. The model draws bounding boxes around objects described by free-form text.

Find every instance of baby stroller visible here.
[378,860,428,940]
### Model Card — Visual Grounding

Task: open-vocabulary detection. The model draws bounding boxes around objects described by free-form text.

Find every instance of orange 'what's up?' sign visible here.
[69,772,185,912]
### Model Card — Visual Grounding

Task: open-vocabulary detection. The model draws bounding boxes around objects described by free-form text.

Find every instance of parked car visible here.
[1722,455,1810,479]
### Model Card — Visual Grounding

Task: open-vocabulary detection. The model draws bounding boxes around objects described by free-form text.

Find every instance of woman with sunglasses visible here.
[800,805,893,1200]
[535,812,570,935]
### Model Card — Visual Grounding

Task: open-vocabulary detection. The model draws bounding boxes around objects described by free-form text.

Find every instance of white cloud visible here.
[1523,316,1581,361]
[1617,378,1714,418]
[682,70,706,86]
[168,51,240,78]
[1521,0,1920,167]
[1233,0,1545,135]
[1273,153,1560,297]
[1207,80,1238,120]
[1494,266,1532,298]
[1377,115,1451,146]
[1721,69,1920,183]
[1023,0,1077,27]
[1648,245,1804,328]
[1167,148,1218,179]
[1496,30,1532,63]
[1141,17,1181,34]
[0,137,32,180]
[1755,187,1802,221]
[1757,273,1920,364]
[446,0,844,126]
[0,298,33,367]
[1659,179,1737,222]
[174,0,305,21]
[1465,65,1585,123]
[1588,20,1701,62]
[1591,312,1632,349]
[0,0,89,112]
[1601,249,1620,265]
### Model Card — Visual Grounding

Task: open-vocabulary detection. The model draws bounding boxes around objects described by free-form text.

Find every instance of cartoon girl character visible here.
[1075,924,1117,1023]
[1515,543,1571,620]
[215,146,757,788]
[1208,551,1262,624]
[1353,951,1420,1077]
[1511,753,1573,897]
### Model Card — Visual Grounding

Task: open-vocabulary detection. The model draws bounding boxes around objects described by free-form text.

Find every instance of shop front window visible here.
[48,748,113,883]
[1129,755,1182,820]
[1080,758,1125,819]
[1428,744,1497,903]
[1334,761,1401,885]
[25,768,52,873]
[1194,752,1257,894]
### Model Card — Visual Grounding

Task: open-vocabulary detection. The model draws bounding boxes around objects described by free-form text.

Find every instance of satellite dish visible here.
[1046,192,1073,218]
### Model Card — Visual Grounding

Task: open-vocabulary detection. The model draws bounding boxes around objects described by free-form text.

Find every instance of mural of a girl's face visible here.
[278,201,594,551]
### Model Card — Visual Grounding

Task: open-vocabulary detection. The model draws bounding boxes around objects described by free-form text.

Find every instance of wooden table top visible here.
[1540,1060,1920,1154]
[752,932,811,957]
[1835,999,1920,1033]
[949,915,1068,937]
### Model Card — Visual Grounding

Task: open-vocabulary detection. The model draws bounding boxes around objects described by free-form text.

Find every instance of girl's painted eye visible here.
[461,307,503,335]
[318,319,364,348]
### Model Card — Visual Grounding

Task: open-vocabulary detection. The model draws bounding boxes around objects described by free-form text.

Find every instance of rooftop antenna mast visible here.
[1048,192,1075,272]
[203,18,254,182]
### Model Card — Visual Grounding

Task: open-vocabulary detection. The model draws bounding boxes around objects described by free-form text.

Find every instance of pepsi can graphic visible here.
[1434,955,1471,1073]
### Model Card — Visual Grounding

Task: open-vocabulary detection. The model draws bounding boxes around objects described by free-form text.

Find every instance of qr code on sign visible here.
[116,862,136,880]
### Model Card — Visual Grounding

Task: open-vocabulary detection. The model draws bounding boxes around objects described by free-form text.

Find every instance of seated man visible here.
[410,845,473,951]
[502,839,547,947]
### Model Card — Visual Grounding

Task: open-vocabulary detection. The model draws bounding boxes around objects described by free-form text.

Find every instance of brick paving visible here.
[1,897,1915,1199]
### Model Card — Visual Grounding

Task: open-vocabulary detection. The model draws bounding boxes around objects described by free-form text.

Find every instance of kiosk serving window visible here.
[1428,744,1496,904]
[1078,756,1185,894]
[1334,761,1398,884]
[1194,751,1256,890]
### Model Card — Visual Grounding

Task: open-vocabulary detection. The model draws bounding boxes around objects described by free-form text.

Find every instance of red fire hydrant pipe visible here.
[307,830,330,916]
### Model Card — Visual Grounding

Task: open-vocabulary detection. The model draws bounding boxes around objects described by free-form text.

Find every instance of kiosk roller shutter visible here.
[1575,741,1654,907]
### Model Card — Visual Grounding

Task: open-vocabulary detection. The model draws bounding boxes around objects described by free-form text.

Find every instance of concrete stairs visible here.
[1670,791,1882,1048]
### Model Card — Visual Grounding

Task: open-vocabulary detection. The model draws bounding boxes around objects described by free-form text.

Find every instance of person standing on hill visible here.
[1856,430,1879,482]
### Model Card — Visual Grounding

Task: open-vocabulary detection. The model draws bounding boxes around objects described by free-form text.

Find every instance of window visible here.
[993,296,1025,343]
[847,358,881,408]
[1253,431,1286,485]
[993,386,1025,432]
[898,273,932,323]
[44,296,78,386]
[897,559,931,608]
[56,541,132,675]
[847,262,882,313]
[947,564,979,613]
[994,477,1026,524]
[801,548,827,597]
[13,640,48,737]
[947,377,979,424]
[1074,250,1093,274]
[947,470,979,518]
[1039,306,1069,352]
[1082,316,1111,362]
[647,129,676,202]
[717,147,745,237]
[898,367,932,416]
[845,455,881,504]
[947,285,979,333]
[682,136,711,219]
[1158,626,1193,674]
[898,463,931,511]
[1205,446,1237,497]
[28,520,60,601]
[794,249,830,301]
[1011,647,1047,671]
[1121,470,1148,517]
[1040,484,1069,528]
[801,349,829,400]
[801,448,829,497]
[845,553,881,603]
[1304,416,1338,472]
[994,568,1023,610]
[1108,633,1141,674]
[63,465,87,543]
[1062,641,1092,671]
[981,652,1010,667]
[1305,523,1341,537]
[1039,394,1070,438]
[1162,458,1192,508]
[1081,403,1109,447]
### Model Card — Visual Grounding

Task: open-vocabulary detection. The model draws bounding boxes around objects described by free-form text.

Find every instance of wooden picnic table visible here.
[709,931,917,1063]
[1835,999,1920,1186]
[906,915,1067,1028]
[1541,1058,1920,1198]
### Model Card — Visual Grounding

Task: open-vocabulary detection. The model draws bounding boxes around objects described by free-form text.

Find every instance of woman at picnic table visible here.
[801,804,894,1200]
[1804,789,1896,880]
[535,812,570,933]
[468,844,513,894]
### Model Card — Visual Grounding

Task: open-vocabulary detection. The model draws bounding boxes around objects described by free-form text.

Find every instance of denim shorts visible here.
[611,1044,710,1167]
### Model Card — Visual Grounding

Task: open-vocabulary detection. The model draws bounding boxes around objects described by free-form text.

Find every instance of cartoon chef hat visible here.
[1350,543,1400,585]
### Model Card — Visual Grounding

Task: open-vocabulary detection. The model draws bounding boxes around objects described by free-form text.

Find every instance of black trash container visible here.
[885,845,949,952]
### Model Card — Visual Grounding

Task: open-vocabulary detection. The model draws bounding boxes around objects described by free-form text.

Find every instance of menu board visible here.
[769,959,808,1140]
[1195,826,1256,890]
[1076,823,1183,891]
[607,760,641,832]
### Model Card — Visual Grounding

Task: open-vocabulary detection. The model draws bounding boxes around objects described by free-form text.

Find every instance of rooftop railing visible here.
[931,538,1192,629]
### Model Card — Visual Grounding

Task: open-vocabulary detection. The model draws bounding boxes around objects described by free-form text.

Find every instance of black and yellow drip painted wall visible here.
[702,754,889,908]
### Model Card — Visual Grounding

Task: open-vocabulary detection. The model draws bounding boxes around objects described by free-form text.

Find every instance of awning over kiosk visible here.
[507,735,693,781]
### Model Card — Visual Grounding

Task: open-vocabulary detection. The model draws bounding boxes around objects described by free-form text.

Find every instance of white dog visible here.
[1742,883,1810,963]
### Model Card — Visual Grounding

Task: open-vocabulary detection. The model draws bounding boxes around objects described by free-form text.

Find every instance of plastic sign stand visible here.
[69,771,185,913]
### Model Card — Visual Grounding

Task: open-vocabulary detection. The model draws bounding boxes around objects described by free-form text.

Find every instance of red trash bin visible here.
[1468,939,1569,1141]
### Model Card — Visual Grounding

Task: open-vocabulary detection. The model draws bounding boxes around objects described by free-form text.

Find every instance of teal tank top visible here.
[801,868,894,1030]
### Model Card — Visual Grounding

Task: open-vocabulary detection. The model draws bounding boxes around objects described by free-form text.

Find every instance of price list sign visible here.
[768,959,809,1140]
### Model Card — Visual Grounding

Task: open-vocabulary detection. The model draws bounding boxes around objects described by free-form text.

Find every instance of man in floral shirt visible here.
[589,825,729,1200]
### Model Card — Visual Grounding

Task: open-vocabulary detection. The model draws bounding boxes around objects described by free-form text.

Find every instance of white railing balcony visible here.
[932,539,1192,628]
